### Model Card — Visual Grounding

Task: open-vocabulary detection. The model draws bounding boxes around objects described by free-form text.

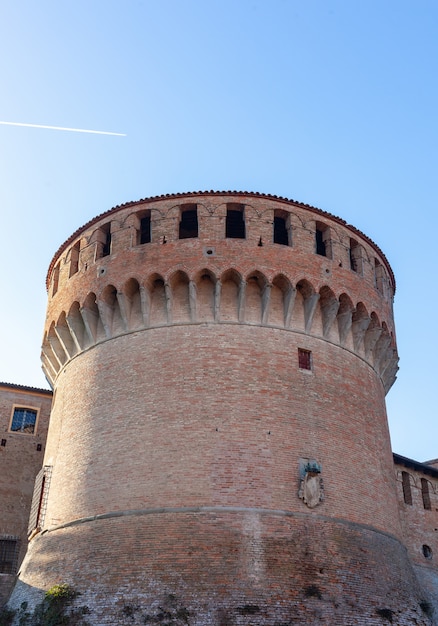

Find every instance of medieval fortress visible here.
[0,191,437,624]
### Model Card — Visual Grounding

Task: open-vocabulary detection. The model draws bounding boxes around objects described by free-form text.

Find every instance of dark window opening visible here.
[10,408,37,434]
[1,439,5,447]
[315,227,326,256]
[423,544,433,559]
[139,214,151,245]
[374,259,384,294]
[69,241,80,277]
[226,204,246,239]
[315,222,332,258]
[298,348,312,371]
[101,223,112,257]
[402,471,413,505]
[179,205,198,239]
[349,239,361,273]
[421,478,432,510]
[52,264,60,296]
[0,538,19,574]
[349,250,355,270]
[274,216,289,245]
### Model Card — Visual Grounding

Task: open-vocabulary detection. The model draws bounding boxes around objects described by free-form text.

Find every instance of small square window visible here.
[10,407,38,434]
[298,348,312,371]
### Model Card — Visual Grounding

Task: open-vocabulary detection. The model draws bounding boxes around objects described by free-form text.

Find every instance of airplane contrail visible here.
[0,121,126,136]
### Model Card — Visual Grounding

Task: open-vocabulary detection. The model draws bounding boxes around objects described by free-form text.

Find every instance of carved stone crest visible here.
[298,460,324,508]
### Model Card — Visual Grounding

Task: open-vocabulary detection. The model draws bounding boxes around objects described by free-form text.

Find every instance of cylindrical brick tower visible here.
[10,192,432,624]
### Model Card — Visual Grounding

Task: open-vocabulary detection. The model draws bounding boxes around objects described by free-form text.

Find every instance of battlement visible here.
[42,192,398,391]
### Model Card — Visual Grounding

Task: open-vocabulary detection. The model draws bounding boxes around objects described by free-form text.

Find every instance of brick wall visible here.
[11,514,431,624]
[9,192,432,624]
[0,384,51,604]
[42,327,398,534]
[395,456,438,616]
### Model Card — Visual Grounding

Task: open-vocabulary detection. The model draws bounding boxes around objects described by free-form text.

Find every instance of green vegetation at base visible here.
[0,584,90,626]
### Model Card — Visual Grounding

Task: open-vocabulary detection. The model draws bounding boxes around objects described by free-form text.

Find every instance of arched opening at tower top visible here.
[179,204,198,239]
[273,210,290,246]
[226,203,245,239]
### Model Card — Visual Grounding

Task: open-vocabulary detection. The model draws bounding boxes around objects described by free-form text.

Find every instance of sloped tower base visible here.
[10,513,431,625]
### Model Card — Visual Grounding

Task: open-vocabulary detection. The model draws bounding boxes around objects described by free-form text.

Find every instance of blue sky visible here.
[0,1,437,461]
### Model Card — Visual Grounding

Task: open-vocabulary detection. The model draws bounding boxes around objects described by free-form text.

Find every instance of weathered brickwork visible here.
[394,455,438,617]
[10,513,432,625]
[6,192,436,624]
[0,383,51,604]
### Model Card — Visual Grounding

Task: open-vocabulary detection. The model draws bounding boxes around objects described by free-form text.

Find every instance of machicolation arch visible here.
[43,268,397,391]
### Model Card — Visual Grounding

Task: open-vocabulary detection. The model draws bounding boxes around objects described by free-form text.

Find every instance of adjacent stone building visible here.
[0,383,51,605]
[394,454,438,619]
[4,191,438,624]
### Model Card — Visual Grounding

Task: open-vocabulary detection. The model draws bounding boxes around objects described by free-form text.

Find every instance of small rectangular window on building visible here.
[0,538,19,574]
[298,348,312,371]
[52,263,60,296]
[273,213,290,246]
[226,203,246,239]
[315,222,331,258]
[101,223,112,257]
[374,259,385,294]
[349,238,364,274]
[69,241,80,277]
[421,478,432,510]
[402,471,413,505]
[179,205,198,239]
[10,407,38,434]
[138,212,151,245]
